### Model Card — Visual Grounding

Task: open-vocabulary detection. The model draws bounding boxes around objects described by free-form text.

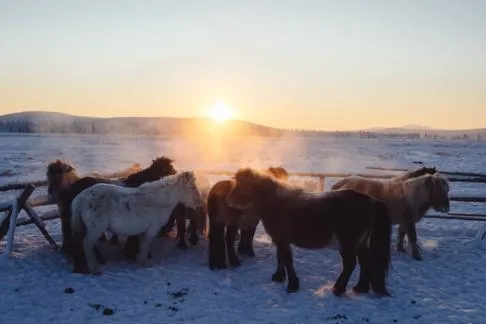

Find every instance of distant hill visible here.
[0,111,485,141]
[0,111,285,138]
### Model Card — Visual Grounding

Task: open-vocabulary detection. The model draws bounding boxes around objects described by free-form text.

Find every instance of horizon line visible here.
[1,109,485,133]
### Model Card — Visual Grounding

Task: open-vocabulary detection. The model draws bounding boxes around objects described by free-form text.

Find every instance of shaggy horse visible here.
[331,173,449,260]
[71,171,204,274]
[207,167,289,270]
[225,168,392,296]
[46,157,177,261]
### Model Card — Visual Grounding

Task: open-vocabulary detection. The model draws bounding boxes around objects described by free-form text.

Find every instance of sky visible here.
[1,0,485,131]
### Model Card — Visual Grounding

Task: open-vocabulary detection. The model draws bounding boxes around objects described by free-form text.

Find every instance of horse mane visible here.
[140,170,194,189]
[267,166,289,179]
[46,159,76,175]
[235,168,302,198]
[401,172,448,196]
[392,166,437,181]
[150,156,175,170]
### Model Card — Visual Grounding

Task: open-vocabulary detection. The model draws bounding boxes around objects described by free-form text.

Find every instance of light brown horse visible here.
[331,173,450,260]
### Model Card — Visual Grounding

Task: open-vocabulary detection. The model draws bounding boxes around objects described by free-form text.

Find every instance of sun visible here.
[207,101,234,123]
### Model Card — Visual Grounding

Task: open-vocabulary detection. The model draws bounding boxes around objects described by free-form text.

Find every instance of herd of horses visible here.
[45,157,450,297]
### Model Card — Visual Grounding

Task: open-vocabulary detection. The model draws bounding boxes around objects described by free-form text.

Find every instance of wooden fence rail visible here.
[1,167,486,257]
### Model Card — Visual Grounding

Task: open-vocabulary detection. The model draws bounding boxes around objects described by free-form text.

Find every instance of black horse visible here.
[226,168,392,296]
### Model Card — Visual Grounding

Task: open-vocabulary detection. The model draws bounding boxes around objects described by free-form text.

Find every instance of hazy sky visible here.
[1,0,485,130]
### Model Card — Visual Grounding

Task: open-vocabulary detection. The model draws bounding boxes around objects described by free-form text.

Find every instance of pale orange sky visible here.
[1,1,485,131]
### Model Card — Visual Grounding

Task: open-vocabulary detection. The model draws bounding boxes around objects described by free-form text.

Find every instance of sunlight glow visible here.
[207,101,234,123]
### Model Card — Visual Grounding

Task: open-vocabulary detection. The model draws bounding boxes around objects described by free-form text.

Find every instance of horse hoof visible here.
[91,270,103,276]
[352,284,370,294]
[109,236,119,245]
[271,272,286,283]
[411,252,423,261]
[287,279,299,293]
[397,246,407,253]
[189,236,199,246]
[230,259,241,268]
[209,263,228,270]
[374,289,391,297]
[332,286,346,297]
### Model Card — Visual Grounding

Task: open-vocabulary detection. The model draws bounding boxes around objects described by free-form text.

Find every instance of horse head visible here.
[425,173,450,213]
[267,166,289,180]
[46,159,78,201]
[226,168,263,210]
[150,156,177,178]
[178,171,204,209]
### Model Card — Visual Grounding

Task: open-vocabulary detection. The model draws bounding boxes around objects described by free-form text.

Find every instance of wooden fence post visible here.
[318,176,325,191]
[0,184,35,257]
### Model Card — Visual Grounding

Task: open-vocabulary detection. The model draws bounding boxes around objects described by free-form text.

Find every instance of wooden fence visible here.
[1,166,486,257]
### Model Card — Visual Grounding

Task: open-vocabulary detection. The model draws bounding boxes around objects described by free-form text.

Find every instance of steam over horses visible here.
[331,172,449,260]
[207,167,289,270]
[70,171,204,274]
[225,168,392,296]
[46,157,178,264]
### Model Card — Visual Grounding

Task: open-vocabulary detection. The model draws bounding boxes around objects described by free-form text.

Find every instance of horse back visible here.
[271,190,379,249]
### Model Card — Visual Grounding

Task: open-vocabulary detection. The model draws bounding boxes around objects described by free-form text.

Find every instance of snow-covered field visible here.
[1,133,486,323]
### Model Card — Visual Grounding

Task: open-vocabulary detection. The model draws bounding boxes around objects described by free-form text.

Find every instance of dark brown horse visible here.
[226,168,392,297]
[47,157,179,272]
[207,167,289,270]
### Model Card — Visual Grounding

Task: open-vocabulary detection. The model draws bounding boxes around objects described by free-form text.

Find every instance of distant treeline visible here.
[0,112,484,141]
[0,113,286,138]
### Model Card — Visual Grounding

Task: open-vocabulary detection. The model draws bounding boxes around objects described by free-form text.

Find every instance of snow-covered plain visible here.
[1,133,486,324]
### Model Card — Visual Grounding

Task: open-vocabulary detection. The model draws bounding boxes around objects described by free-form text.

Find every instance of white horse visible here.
[71,171,204,274]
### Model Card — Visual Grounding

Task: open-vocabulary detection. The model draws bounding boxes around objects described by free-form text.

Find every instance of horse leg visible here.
[136,232,155,266]
[403,217,422,261]
[396,224,407,253]
[271,243,286,283]
[109,234,120,245]
[83,231,102,275]
[176,217,188,249]
[208,221,227,270]
[277,243,299,293]
[225,225,241,267]
[353,242,371,294]
[158,216,175,237]
[124,235,140,261]
[332,244,358,296]
[60,210,73,255]
[187,208,200,246]
[238,223,257,257]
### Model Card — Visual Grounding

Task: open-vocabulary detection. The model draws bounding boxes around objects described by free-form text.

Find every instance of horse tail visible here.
[368,200,392,296]
[70,197,86,244]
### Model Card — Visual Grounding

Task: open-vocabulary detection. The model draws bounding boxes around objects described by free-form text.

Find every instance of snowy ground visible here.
[1,133,486,323]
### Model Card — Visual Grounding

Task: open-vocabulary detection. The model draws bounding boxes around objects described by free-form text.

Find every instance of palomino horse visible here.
[71,171,204,274]
[331,172,450,260]
[207,167,289,270]
[226,168,392,296]
[46,157,177,262]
